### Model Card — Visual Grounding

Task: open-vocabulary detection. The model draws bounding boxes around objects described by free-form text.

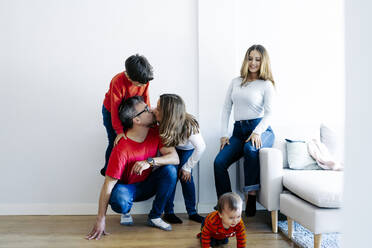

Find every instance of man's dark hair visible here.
[217,192,242,213]
[119,96,144,130]
[125,54,154,84]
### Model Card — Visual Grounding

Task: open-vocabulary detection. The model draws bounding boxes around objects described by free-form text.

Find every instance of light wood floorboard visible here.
[0,211,297,248]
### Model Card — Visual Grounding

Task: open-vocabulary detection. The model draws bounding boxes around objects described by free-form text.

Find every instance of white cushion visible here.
[286,140,321,170]
[283,169,343,208]
[320,123,344,162]
[280,193,342,234]
[272,124,320,168]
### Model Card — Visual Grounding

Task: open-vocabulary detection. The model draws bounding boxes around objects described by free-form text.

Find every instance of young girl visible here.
[100,54,153,176]
[153,94,206,223]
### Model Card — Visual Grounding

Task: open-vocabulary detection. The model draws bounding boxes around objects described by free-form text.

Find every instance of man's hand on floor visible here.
[86,217,109,240]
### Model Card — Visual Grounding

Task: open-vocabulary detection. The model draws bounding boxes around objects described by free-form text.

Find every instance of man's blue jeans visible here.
[101,105,116,176]
[164,148,197,216]
[214,119,275,198]
[109,164,178,219]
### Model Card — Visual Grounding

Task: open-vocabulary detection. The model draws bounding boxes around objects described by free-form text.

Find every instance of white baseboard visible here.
[197,202,265,214]
[0,203,111,215]
[197,202,216,213]
[0,201,265,215]
[0,201,190,216]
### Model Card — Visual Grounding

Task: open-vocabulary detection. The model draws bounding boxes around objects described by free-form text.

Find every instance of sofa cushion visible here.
[286,139,321,170]
[272,123,320,168]
[283,169,343,208]
[320,123,344,163]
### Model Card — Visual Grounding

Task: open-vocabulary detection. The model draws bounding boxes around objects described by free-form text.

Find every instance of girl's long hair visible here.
[158,94,199,147]
[240,44,275,87]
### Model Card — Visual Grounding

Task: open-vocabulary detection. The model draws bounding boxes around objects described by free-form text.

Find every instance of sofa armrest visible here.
[258,147,284,211]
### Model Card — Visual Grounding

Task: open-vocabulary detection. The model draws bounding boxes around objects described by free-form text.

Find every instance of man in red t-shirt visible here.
[87,96,179,240]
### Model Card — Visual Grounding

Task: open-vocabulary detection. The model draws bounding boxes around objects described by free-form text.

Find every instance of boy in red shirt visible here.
[198,192,246,247]
[100,54,153,176]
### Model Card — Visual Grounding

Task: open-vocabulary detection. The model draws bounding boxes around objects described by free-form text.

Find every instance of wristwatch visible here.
[146,157,155,167]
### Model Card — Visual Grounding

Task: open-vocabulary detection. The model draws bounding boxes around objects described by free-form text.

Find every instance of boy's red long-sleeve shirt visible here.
[201,211,246,248]
[103,72,150,135]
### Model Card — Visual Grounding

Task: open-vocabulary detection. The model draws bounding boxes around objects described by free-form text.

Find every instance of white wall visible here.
[0,0,345,215]
[343,0,372,247]
[0,0,198,214]
[198,0,237,212]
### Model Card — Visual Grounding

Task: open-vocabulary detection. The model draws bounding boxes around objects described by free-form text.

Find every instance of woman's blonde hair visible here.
[158,94,199,147]
[240,44,275,87]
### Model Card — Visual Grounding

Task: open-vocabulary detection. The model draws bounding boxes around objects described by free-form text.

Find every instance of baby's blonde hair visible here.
[217,192,243,213]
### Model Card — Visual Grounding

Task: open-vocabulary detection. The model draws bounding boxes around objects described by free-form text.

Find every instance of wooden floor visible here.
[0,211,297,248]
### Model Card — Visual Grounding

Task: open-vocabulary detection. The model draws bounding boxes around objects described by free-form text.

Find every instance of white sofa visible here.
[256,124,343,248]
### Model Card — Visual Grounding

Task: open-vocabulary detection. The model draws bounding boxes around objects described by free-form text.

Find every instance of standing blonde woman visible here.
[214,44,275,217]
[153,94,206,224]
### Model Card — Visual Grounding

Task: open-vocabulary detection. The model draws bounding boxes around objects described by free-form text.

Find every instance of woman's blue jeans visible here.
[101,105,116,176]
[164,148,197,216]
[214,119,275,199]
[109,164,178,219]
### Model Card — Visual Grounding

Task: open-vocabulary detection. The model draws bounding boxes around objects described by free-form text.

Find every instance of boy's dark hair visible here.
[119,96,144,130]
[217,192,243,213]
[125,54,154,84]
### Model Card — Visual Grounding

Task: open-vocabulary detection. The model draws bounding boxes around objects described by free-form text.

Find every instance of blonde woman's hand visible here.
[114,133,127,146]
[179,169,191,182]
[220,137,230,150]
[246,133,262,149]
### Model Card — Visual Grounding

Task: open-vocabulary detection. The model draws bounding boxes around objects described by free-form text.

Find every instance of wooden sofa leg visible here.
[271,210,278,233]
[314,234,322,248]
[287,217,293,239]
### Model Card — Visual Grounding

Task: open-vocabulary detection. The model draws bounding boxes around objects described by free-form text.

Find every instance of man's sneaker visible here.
[120,213,133,226]
[147,217,172,231]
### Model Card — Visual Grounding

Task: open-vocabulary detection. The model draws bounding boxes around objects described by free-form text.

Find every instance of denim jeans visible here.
[109,164,178,219]
[101,105,116,176]
[214,118,275,198]
[164,148,197,216]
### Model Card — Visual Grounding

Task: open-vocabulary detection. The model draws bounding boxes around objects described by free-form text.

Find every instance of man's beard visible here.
[146,113,158,128]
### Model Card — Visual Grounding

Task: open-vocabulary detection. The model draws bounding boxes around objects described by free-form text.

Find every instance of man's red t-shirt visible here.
[105,127,163,184]
[103,72,150,135]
